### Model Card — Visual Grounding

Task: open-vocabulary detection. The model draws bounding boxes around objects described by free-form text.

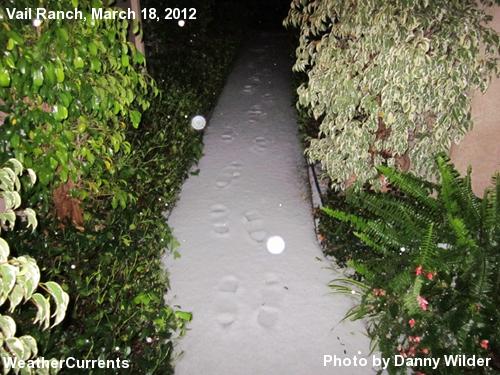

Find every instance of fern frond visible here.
[377,165,438,212]
[403,277,423,315]
[388,272,412,294]
[436,154,463,218]
[417,223,437,270]
[354,232,389,255]
[364,220,406,250]
[447,216,478,250]
[482,174,500,242]
[322,207,368,231]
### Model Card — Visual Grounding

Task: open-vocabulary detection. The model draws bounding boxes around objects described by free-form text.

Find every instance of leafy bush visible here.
[284,0,500,190]
[0,0,154,215]
[324,156,499,374]
[0,159,68,374]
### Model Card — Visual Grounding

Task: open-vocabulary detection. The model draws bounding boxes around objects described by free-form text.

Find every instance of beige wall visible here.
[450,5,500,196]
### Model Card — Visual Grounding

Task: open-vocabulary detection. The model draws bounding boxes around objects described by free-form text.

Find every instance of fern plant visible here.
[0,159,69,374]
[324,155,499,374]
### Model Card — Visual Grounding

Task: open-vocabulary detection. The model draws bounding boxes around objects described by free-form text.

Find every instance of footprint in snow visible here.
[243,210,267,244]
[215,161,242,189]
[252,136,271,153]
[209,204,230,238]
[242,84,255,95]
[247,105,267,125]
[257,273,287,329]
[221,128,235,143]
[248,75,262,84]
[215,275,240,328]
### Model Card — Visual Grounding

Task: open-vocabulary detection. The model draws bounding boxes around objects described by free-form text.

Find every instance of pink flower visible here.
[417,295,429,311]
[409,336,422,344]
[426,272,435,281]
[408,318,416,328]
[415,265,423,276]
[480,340,489,350]
[421,348,430,355]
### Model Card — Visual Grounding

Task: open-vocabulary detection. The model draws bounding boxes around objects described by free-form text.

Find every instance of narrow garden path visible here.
[164,33,372,375]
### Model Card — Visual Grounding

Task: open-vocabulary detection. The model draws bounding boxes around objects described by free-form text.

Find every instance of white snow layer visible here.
[163,33,373,375]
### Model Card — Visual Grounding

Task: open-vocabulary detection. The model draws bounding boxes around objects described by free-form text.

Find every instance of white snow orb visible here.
[32,18,42,27]
[191,115,206,130]
[178,20,186,27]
[266,236,285,255]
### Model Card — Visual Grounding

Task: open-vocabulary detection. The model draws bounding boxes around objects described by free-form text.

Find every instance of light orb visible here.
[191,115,206,130]
[266,236,285,255]
[178,20,186,27]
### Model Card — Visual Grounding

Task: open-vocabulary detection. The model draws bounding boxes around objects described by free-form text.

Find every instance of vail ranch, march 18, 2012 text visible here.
[2,7,197,21]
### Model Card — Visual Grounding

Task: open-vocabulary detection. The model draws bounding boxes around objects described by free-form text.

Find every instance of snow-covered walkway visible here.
[164,33,371,375]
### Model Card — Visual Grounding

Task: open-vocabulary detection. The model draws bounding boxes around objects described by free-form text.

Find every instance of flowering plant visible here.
[325,156,499,374]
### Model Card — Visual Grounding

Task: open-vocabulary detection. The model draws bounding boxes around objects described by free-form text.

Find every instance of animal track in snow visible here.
[209,204,230,238]
[215,161,242,189]
[243,210,267,243]
[215,275,240,328]
[256,273,286,329]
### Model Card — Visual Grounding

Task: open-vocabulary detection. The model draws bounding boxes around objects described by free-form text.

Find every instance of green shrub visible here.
[0,159,68,374]
[0,0,154,213]
[284,0,500,190]
[324,156,499,374]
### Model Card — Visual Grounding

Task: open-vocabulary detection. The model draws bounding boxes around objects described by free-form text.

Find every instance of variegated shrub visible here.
[0,159,69,374]
[285,0,500,190]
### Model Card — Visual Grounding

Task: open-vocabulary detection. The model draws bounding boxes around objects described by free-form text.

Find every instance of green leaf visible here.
[0,264,18,304]
[5,337,25,360]
[121,55,130,68]
[8,284,24,312]
[6,159,23,175]
[55,67,65,83]
[31,293,51,330]
[32,69,44,87]
[27,169,37,185]
[0,315,16,338]
[73,56,84,69]
[6,38,15,51]
[175,310,192,322]
[0,238,10,262]
[130,110,141,128]
[53,105,68,121]
[0,68,10,87]
[24,208,38,232]
[20,336,38,359]
[43,281,69,327]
